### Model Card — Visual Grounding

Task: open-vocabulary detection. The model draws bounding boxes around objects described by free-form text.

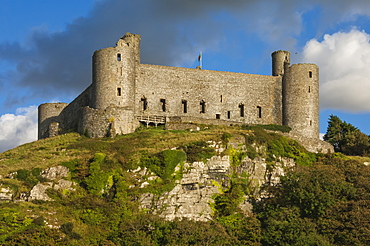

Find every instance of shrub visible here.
[181,141,216,163]
[84,153,112,196]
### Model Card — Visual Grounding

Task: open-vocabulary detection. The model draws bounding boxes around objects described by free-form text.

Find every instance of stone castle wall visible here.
[38,86,91,138]
[136,64,283,125]
[283,63,319,138]
[38,103,68,139]
[91,33,140,110]
[38,32,326,153]
[59,86,91,130]
[78,106,139,137]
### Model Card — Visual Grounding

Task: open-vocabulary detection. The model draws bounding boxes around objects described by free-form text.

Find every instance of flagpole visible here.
[199,51,202,69]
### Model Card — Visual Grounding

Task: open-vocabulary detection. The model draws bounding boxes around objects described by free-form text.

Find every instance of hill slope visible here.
[0,125,370,245]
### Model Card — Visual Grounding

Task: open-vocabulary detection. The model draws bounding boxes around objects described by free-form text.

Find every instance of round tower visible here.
[91,33,141,110]
[282,64,319,139]
[38,103,68,139]
[272,50,290,76]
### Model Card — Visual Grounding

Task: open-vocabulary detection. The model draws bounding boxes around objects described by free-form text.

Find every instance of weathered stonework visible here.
[38,32,325,150]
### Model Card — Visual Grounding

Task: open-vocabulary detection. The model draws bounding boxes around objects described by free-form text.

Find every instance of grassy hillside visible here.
[0,125,369,245]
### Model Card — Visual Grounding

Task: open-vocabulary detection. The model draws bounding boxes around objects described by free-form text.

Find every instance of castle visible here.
[38,33,332,152]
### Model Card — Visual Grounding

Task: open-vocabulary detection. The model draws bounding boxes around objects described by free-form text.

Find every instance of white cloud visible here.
[0,105,38,153]
[301,29,370,112]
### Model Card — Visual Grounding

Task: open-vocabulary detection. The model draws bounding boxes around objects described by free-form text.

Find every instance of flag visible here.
[198,53,202,62]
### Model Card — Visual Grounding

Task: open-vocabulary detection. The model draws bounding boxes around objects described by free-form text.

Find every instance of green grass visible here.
[0,124,341,245]
[0,124,312,178]
[0,133,85,176]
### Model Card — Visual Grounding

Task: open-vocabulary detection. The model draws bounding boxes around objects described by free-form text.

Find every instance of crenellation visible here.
[38,32,331,153]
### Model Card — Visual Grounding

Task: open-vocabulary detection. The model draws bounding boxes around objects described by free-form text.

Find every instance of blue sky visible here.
[1,0,370,152]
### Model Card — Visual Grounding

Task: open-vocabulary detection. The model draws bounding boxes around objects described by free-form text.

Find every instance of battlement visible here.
[38,33,330,152]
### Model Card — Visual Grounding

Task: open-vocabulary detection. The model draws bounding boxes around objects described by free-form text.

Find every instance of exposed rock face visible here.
[140,153,295,222]
[28,166,75,201]
[141,156,230,221]
[41,166,69,180]
[0,165,75,202]
[0,187,13,201]
[29,182,54,201]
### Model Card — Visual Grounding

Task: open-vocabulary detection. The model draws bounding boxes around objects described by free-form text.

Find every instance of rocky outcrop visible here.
[27,166,75,201]
[28,179,75,201]
[0,187,13,201]
[140,153,295,222]
[29,183,54,201]
[0,165,75,202]
[41,166,70,180]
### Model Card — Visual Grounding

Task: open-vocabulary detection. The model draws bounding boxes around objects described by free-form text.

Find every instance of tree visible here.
[323,115,369,155]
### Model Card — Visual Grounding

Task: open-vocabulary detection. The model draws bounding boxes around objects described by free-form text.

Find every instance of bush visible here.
[15,168,44,187]
[84,153,112,196]
[140,150,186,180]
[180,141,216,163]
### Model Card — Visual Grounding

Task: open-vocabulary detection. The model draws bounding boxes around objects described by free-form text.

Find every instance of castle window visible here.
[309,71,312,78]
[117,87,122,96]
[200,100,206,113]
[220,95,223,103]
[227,111,231,119]
[182,100,188,113]
[117,54,121,61]
[308,86,311,93]
[257,106,262,118]
[216,114,220,119]
[141,97,148,111]
[239,104,244,117]
[160,99,166,112]
[310,120,312,126]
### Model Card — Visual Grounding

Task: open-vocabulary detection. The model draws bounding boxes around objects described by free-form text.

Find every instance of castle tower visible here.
[272,50,290,76]
[282,64,319,139]
[91,33,141,110]
[38,103,68,139]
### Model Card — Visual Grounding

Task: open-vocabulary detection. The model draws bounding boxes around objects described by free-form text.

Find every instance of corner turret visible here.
[282,63,319,139]
[272,50,290,76]
[38,103,68,139]
[90,33,141,110]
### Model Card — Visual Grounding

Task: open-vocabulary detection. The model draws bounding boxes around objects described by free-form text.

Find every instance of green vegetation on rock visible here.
[0,124,369,245]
